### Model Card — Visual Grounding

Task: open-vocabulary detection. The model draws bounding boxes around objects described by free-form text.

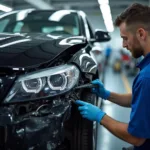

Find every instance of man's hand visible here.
[75,100,106,123]
[92,79,110,99]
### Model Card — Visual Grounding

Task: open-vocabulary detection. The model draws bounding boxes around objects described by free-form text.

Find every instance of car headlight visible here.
[4,64,79,103]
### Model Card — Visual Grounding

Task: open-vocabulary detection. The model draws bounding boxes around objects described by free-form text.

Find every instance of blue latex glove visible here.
[92,79,110,99]
[75,100,106,123]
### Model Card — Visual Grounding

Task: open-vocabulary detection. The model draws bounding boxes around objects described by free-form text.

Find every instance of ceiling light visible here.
[100,4,111,16]
[98,0,114,32]
[0,4,12,12]
[104,20,114,32]
[98,0,109,5]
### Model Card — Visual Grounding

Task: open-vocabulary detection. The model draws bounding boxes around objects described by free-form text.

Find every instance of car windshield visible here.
[0,10,80,36]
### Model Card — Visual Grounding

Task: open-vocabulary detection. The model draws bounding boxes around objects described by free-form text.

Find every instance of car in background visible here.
[0,9,110,150]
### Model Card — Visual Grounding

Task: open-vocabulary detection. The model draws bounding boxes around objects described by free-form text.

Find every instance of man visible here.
[75,3,150,150]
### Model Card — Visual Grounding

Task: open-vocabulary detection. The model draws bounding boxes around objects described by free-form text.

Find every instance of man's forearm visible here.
[107,92,132,107]
[100,115,145,146]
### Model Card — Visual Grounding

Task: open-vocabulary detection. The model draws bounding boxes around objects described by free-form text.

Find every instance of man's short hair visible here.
[114,3,150,32]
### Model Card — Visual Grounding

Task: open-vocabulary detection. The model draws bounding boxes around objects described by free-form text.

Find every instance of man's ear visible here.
[136,28,146,41]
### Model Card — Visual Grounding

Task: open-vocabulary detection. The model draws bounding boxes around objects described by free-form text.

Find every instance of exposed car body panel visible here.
[0,99,71,150]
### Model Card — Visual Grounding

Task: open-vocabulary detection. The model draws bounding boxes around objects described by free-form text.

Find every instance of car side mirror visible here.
[94,29,111,42]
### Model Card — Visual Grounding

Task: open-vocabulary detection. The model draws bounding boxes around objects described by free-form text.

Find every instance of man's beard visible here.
[131,47,143,58]
[131,38,143,58]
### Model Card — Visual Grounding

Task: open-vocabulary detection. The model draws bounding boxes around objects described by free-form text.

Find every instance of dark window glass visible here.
[0,10,80,36]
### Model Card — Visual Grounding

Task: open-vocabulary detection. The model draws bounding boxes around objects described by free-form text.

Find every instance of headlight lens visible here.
[48,74,67,90]
[4,64,79,103]
[22,78,44,93]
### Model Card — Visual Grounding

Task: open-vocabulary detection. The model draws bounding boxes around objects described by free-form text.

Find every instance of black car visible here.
[0,9,110,150]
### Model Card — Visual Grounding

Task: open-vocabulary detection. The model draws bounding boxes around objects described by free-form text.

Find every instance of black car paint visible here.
[0,33,96,149]
[69,46,97,73]
[0,33,82,67]
[0,33,96,73]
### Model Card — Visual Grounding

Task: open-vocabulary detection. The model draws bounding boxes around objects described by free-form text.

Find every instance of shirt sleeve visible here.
[128,77,150,138]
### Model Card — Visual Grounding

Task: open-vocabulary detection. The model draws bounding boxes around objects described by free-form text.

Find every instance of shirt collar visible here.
[137,53,150,70]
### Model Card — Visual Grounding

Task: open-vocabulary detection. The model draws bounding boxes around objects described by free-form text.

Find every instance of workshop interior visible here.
[0,0,148,150]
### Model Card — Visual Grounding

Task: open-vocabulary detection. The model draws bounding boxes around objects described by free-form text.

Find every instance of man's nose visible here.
[123,42,127,48]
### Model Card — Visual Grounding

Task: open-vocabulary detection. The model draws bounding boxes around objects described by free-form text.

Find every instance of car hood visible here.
[0,33,86,68]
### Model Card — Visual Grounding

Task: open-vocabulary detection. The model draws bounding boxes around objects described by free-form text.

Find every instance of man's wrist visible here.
[104,90,111,100]
[96,111,106,123]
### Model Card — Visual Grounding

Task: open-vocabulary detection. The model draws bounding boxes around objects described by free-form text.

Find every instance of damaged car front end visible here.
[0,33,97,150]
[0,65,78,150]
[0,9,111,150]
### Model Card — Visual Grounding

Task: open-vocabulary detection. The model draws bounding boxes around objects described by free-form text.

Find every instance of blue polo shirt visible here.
[128,53,150,150]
